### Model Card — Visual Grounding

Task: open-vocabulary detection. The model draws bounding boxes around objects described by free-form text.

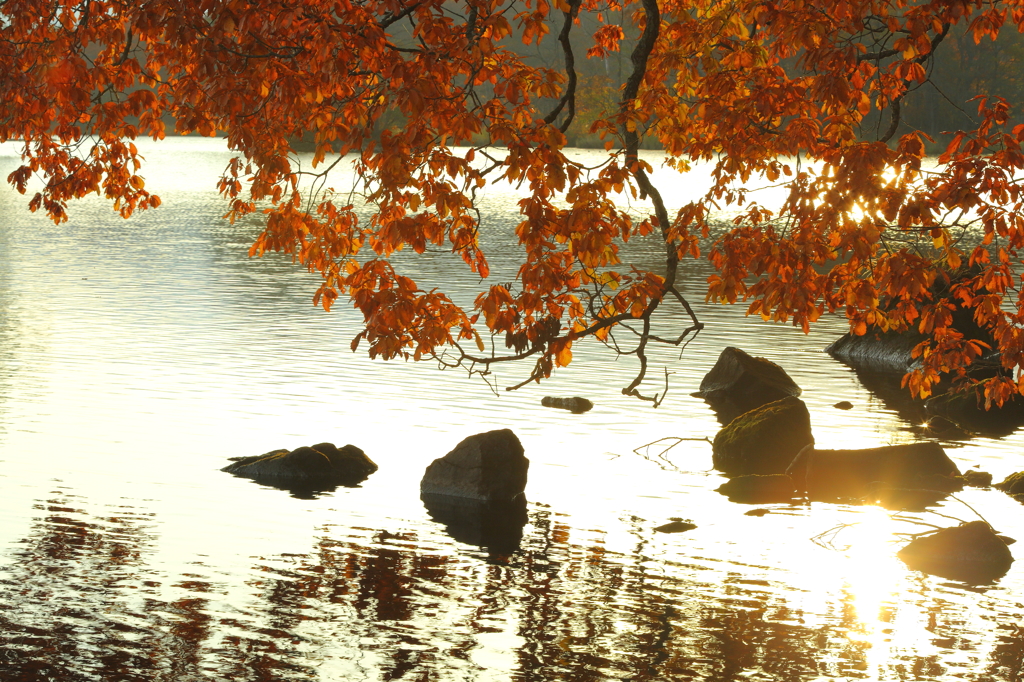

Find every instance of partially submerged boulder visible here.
[715,474,797,504]
[694,347,802,419]
[898,521,1014,583]
[712,396,814,476]
[826,265,998,375]
[995,471,1024,501]
[420,429,528,501]
[787,442,962,502]
[222,443,377,496]
[825,330,924,374]
[925,390,1024,437]
[541,396,594,414]
[962,469,993,487]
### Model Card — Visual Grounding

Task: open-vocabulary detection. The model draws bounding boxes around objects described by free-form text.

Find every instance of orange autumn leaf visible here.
[4,0,1024,406]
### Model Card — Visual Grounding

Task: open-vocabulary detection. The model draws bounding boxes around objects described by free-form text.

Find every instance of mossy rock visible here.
[995,471,1024,497]
[694,347,802,419]
[712,396,814,476]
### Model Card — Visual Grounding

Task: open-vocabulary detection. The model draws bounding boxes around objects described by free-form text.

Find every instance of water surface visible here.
[1,138,1022,681]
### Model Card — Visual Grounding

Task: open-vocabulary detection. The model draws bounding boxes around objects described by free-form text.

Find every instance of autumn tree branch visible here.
[542,0,581,133]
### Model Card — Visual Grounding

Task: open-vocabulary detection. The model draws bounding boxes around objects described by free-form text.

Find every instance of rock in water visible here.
[962,470,993,487]
[222,443,378,487]
[898,521,1014,583]
[826,264,998,374]
[995,471,1024,500]
[420,429,529,500]
[787,442,962,502]
[924,390,1024,437]
[694,347,802,418]
[541,396,594,414]
[824,331,924,373]
[712,396,814,476]
[654,520,697,533]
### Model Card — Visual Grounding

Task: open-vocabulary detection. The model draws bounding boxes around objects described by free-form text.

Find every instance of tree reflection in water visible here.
[1,492,1023,681]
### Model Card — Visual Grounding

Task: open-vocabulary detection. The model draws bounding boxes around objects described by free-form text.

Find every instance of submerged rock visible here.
[712,396,814,476]
[222,442,377,492]
[715,474,797,504]
[787,442,962,503]
[420,429,529,501]
[541,396,594,414]
[694,347,802,420]
[898,521,1014,583]
[654,520,697,534]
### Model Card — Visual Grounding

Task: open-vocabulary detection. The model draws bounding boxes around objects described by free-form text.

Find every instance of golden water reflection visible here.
[1,491,1022,681]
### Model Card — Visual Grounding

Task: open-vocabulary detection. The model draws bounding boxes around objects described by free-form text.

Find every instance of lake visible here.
[1,137,1022,681]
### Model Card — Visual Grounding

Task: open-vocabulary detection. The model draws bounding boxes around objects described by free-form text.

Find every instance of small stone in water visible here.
[834,401,854,410]
[654,520,697,534]
[963,469,993,487]
[745,509,770,517]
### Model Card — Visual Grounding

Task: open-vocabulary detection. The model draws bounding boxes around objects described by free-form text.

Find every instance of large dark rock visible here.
[711,396,814,476]
[222,443,378,495]
[826,265,998,375]
[897,521,1014,583]
[694,347,802,419]
[786,442,962,503]
[421,493,528,553]
[825,330,921,373]
[420,429,528,500]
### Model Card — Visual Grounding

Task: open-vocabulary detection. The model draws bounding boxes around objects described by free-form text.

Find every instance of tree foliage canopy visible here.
[4,0,1024,405]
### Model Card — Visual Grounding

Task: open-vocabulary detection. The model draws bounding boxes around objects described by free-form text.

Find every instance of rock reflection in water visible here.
[2,493,1024,680]
[420,492,529,554]
[0,490,317,682]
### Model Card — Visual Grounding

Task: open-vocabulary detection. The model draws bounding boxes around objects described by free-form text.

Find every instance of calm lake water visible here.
[1,138,1023,681]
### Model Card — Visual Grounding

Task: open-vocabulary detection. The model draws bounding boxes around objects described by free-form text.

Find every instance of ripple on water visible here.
[2,140,1024,681]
